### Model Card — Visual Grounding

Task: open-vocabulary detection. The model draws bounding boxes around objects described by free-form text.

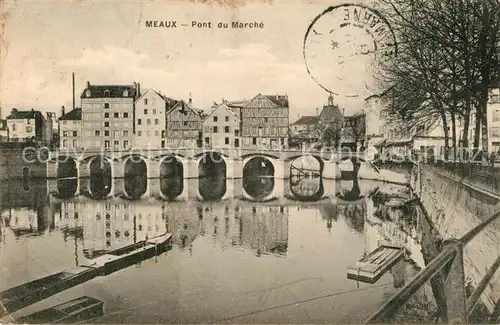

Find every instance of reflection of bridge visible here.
[47,148,368,180]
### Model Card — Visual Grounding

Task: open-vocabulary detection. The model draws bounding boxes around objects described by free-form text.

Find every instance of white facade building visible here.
[203,102,241,148]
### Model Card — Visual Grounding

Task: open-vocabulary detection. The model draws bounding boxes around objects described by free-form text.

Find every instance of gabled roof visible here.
[264,95,289,108]
[80,84,136,99]
[59,108,82,121]
[226,100,248,108]
[6,109,45,120]
[167,100,204,119]
[291,116,318,125]
[134,88,179,107]
[319,104,343,121]
[204,103,240,121]
[244,93,290,109]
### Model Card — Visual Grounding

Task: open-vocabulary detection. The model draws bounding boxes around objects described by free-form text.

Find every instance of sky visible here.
[0,0,382,121]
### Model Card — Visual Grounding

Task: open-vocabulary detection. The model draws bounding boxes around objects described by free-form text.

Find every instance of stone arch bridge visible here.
[47,148,369,180]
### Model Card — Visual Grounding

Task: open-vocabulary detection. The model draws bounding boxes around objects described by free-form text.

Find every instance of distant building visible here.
[486,88,500,153]
[58,106,82,149]
[341,113,366,150]
[290,116,319,135]
[6,108,53,145]
[203,102,241,148]
[0,119,8,142]
[240,94,289,149]
[80,81,138,150]
[165,98,205,148]
[318,94,343,127]
[363,94,386,147]
[134,89,178,149]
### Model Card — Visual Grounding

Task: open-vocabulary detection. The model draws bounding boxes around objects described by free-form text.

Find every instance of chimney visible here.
[189,93,192,105]
[86,81,90,89]
[72,73,75,110]
[61,105,66,117]
[136,82,141,97]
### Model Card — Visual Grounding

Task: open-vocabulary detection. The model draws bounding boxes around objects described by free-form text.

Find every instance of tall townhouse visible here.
[80,82,139,150]
[240,94,289,149]
[134,89,178,149]
[203,102,241,148]
[165,99,205,148]
[58,106,82,149]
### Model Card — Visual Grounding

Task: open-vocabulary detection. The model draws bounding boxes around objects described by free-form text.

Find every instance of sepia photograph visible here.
[0,0,499,324]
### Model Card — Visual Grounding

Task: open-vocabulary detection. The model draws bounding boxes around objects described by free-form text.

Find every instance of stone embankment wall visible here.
[0,149,47,180]
[410,164,500,312]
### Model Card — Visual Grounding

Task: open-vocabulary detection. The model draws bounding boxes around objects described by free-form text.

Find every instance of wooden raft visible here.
[347,245,404,284]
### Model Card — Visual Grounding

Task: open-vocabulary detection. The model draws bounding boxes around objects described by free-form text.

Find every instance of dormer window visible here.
[123,89,129,97]
[85,90,91,97]
[104,89,110,97]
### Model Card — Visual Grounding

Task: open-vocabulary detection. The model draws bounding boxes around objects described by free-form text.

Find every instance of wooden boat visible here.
[15,296,104,324]
[81,233,173,275]
[0,266,98,318]
[347,245,404,284]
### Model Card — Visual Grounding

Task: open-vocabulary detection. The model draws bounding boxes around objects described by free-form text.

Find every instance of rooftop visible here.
[81,84,137,99]
[291,116,319,125]
[6,109,45,120]
[59,108,82,121]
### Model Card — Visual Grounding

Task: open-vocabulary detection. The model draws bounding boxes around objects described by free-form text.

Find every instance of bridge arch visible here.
[242,156,276,201]
[159,155,184,200]
[88,156,113,199]
[288,155,325,201]
[197,152,227,200]
[123,155,148,200]
[57,156,78,179]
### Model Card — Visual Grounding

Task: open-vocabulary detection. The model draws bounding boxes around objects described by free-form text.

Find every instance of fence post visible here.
[442,239,468,324]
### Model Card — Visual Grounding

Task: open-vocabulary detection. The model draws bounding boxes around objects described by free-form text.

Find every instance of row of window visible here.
[204,137,240,147]
[137,130,164,137]
[62,139,78,148]
[62,131,78,137]
[212,116,231,122]
[94,130,131,137]
[137,118,160,126]
[204,126,239,134]
[141,108,162,115]
[104,112,129,118]
[104,140,130,149]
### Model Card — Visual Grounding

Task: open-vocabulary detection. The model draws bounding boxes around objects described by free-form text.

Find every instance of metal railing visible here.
[366,209,500,324]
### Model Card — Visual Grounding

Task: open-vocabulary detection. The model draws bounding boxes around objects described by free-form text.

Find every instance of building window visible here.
[264,117,268,123]
[95,130,100,136]
[104,122,110,127]
[27,119,31,125]
[224,126,230,133]
[161,130,166,138]
[63,131,68,137]
[494,110,500,122]
[213,116,218,122]
[114,140,119,146]
[155,130,159,136]
[123,130,129,136]
[104,112,109,118]
[11,124,15,131]
[161,140,165,148]
[72,139,77,147]
[183,121,188,126]
[114,112,119,118]
[104,90,110,97]
[138,130,142,136]
[253,137,257,145]
[155,119,159,125]
[147,119,151,125]
[213,126,218,133]
[153,109,156,115]
[280,138,285,145]
[205,137,210,144]
[73,131,77,136]
[104,103,110,109]
[144,99,148,105]
[235,129,239,136]
[225,137,229,144]
[104,140,110,149]
[144,109,148,114]
[105,130,110,136]
[138,119,142,125]
[124,112,129,118]
[63,139,68,147]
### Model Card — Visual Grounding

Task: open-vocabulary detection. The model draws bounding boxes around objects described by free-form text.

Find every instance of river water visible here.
[0,173,443,324]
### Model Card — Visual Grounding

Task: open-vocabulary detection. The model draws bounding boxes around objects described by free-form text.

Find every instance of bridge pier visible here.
[322,161,341,179]
[77,159,90,178]
[147,159,160,179]
[112,160,124,178]
[47,161,58,179]
[274,160,290,179]
[47,179,57,194]
[185,158,199,179]
[226,158,243,179]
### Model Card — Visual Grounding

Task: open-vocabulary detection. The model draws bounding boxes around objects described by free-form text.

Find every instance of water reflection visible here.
[57,179,78,198]
[198,153,227,201]
[88,157,112,199]
[124,157,148,200]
